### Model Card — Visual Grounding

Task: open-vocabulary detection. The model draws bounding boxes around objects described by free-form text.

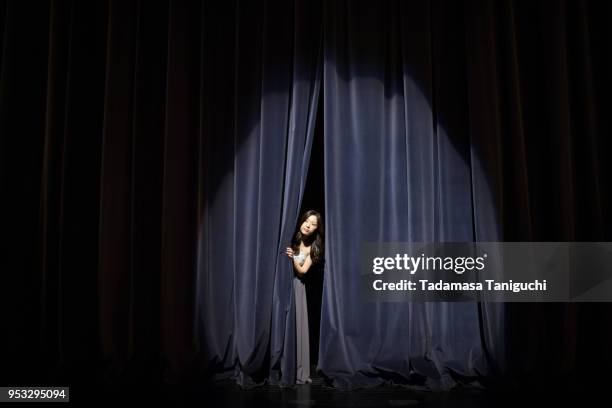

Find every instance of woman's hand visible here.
[285,247,294,258]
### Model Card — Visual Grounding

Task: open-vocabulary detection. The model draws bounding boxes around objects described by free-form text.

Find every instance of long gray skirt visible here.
[293,275,310,383]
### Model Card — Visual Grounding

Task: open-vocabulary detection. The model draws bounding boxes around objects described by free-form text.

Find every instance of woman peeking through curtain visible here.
[285,210,324,384]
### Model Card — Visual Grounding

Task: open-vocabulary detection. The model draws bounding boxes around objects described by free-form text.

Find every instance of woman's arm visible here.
[285,247,313,277]
[292,255,313,277]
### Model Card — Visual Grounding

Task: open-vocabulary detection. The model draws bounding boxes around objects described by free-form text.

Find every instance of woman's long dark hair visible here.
[292,210,324,265]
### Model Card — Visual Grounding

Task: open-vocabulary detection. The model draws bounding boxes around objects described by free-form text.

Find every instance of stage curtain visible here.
[2,0,611,391]
[0,0,322,387]
[196,0,322,387]
[319,0,611,390]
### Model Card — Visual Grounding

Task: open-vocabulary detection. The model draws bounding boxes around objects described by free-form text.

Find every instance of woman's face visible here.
[300,215,319,237]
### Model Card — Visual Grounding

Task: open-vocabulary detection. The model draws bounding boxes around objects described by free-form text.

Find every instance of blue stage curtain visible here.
[319,0,497,390]
[196,0,322,387]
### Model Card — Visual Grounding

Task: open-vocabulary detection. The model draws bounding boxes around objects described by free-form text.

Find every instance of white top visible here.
[294,251,307,265]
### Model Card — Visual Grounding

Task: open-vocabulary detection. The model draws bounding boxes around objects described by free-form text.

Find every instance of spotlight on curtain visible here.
[196,0,322,387]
